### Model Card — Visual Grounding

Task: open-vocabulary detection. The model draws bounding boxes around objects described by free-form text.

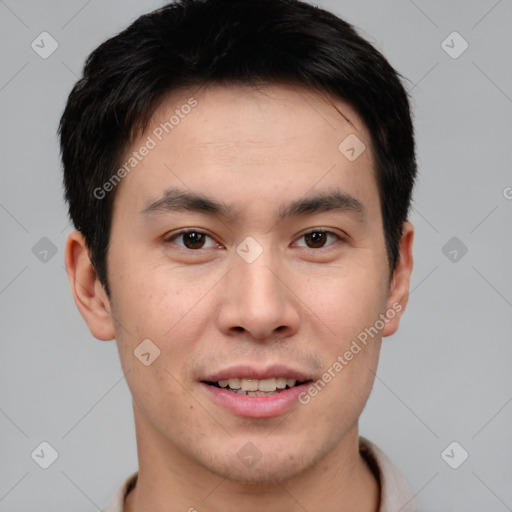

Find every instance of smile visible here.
[206,377,304,396]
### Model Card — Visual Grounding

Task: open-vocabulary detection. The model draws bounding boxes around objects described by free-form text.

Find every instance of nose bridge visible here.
[218,241,300,340]
[241,258,281,309]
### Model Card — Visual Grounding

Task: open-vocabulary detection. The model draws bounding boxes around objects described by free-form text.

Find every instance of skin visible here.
[66,83,414,512]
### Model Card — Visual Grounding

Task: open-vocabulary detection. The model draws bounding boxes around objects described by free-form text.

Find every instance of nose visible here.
[215,247,301,342]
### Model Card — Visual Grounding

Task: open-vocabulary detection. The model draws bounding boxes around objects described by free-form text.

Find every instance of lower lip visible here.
[201,382,310,418]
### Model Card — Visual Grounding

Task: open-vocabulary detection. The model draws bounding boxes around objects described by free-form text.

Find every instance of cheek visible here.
[301,265,389,342]
[301,266,386,417]
[110,270,212,428]
[111,259,218,340]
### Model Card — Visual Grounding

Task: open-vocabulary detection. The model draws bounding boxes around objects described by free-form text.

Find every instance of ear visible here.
[381,221,414,338]
[64,230,115,341]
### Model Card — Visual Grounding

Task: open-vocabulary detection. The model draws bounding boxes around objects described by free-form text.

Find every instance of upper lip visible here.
[201,364,314,383]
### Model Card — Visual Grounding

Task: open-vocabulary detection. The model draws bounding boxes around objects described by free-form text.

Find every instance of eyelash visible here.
[164,228,344,251]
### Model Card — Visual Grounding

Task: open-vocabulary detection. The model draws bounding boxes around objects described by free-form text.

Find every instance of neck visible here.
[125,408,379,512]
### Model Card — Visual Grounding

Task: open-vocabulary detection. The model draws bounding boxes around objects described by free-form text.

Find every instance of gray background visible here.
[1,0,511,510]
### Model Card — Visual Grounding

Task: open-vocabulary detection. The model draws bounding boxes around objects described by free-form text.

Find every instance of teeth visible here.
[216,377,300,392]
[228,378,241,389]
[241,379,259,391]
[276,377,287,389]
[258,378,277,392]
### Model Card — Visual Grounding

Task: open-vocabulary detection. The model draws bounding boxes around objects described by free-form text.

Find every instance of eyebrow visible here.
[140,187,366,223]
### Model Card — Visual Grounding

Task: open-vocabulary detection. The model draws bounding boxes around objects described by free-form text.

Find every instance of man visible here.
[59,0,417,510]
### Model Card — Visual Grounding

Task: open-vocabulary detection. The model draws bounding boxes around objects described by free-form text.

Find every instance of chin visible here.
[215,463,304,488]
[200,445,318,487]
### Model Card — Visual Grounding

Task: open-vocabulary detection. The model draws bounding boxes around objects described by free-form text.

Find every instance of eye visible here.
[293,229,342,249]
[165,229,220,250]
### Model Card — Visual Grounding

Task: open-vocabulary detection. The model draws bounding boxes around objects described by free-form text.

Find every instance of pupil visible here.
[185,232,204,249]
[306,232,326,248]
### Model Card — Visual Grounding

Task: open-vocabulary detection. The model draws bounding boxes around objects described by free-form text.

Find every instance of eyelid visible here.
[292,228,345,247]
[164,227,345,250]
[164,228,221,249]
[166,228,210,237]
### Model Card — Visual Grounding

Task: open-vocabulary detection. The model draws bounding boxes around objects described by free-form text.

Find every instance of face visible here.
[74,83,413,485]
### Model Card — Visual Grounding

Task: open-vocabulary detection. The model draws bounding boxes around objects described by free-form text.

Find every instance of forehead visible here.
[148,82,370,154]
[113,82,380,227]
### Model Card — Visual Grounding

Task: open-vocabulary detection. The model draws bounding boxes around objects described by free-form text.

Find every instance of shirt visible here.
[103,436,417,512]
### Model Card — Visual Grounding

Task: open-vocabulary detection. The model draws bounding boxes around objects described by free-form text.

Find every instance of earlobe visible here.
[65,230,116,341]
[382,221,414,338]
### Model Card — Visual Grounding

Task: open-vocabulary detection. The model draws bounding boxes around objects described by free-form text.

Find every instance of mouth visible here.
[200,367,314,418]
[203,377,308,396]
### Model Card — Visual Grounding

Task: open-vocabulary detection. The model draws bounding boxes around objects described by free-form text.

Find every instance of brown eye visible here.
[181,231,206,249]
[304,231,328,248]
[295,230,341,249]
[167,230,218,250]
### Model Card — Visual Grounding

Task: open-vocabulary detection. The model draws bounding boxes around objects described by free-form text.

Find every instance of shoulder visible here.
[102,471,138,512]
[359,436,417,512]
